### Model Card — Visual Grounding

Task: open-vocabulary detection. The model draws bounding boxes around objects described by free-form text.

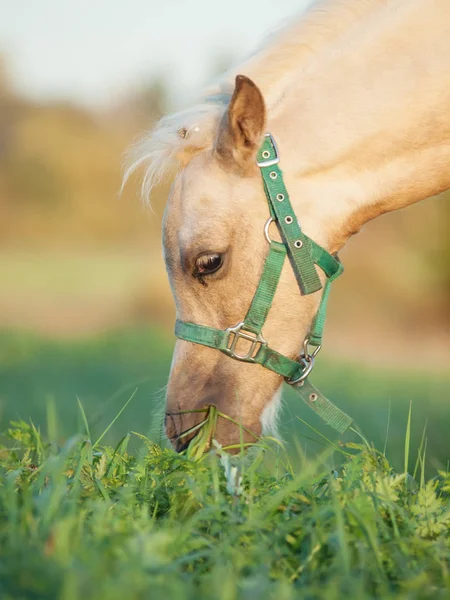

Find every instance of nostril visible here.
[164,411,204,453]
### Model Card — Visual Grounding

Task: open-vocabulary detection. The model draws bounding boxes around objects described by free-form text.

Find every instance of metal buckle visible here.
[225,322,267,362]
[256,133,280,167]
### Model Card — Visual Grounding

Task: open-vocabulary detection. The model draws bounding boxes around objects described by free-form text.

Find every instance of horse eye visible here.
[194,253,223,277]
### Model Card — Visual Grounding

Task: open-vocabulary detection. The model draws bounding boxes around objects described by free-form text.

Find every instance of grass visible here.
[1,327,449,472]
[1,411,450,600]
[0,327,449,598]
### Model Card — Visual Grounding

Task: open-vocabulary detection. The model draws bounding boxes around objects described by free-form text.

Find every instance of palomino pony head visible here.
[132,75,324,450]
[129,0,450,451]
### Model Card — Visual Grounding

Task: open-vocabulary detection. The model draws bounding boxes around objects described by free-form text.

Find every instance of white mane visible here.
[123,100,225,201]
[123,0,386,202]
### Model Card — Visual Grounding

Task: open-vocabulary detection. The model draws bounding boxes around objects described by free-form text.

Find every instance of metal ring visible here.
[276,193,284,202]
[285,355,315,386]
[262,150,270,159]
[269,171,278,180]
[294,240,303,249]
[264,217,274,244]
[303,336,322,359]
[285,216,293,224]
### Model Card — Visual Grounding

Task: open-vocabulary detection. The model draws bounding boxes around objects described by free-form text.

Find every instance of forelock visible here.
[122,102,226,205]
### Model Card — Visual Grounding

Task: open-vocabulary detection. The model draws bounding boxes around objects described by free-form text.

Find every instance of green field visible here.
[1,406,450,599]
[0,327,449,472]
[1,327,450,599]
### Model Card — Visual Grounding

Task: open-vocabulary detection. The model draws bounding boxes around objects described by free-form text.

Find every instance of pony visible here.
[126,0,450,451]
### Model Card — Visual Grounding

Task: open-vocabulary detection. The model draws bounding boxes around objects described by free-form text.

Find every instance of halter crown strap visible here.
[257,135,323,295]
[175,133,352,434]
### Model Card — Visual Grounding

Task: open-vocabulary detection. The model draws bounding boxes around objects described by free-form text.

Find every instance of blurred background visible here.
[0,0,449,472]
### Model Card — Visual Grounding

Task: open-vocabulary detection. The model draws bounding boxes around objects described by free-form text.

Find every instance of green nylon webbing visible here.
[174,319,306,381]
[173,133,352,435]
[257,137,322,295]
[309,258,342,346]
[243,241,286,334]
[175,320,227,351]
[296,380,352,434]
[175,317,353,432]
[310,240,342,279]
[309,279,332,346]
[174,239,306,381]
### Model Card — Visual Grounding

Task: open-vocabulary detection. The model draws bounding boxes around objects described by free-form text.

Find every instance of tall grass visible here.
[1,407,449,600]
[1,327,450,474]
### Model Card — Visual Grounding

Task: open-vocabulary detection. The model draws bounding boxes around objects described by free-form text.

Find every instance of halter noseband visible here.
[175,134,352,434]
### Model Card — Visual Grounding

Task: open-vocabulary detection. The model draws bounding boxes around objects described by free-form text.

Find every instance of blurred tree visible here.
[115,74,171,131]
[0,55,22,159]
[135,75,170,123]
[112,74,173,219]
[0,53,447,341]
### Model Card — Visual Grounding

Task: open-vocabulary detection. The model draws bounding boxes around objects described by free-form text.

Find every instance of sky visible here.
[0,0,307,109]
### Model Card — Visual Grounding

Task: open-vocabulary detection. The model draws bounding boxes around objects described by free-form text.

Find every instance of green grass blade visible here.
[296,416,353,457]
[412,420,428,481]
[404,401,412,479]
[76,395,91,441]
[383,397,391,457]
[93,388,137,448]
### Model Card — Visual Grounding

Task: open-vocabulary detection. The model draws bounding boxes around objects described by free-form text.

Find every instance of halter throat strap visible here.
[175,133,352,434]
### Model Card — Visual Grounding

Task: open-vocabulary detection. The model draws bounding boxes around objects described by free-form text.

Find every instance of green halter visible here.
[175,134,353,434]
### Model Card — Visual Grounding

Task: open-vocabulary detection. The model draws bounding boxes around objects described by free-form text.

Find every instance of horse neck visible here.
[264,0,450,252]
[217,0,388,110]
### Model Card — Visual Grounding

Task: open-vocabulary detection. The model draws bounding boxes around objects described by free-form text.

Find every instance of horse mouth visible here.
[165,409,211,454]
[172,435,194,453]
[168,425,200,453]
[165,405,260,457]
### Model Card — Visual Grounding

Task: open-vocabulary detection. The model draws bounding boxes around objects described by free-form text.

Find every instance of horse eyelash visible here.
[193,272,208,286]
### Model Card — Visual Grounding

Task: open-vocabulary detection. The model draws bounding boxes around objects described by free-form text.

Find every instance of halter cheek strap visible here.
[175,133,353,434]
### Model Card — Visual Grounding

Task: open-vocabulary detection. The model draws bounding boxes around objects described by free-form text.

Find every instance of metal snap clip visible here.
[284,355,315,386]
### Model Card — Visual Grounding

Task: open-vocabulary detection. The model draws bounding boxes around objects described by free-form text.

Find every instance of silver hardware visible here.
[256,133,280,167]
[285,216,293,224]
[264,217,274,244]
[262,150,270,159]
[269,171,278,180]
[225,322,267,362]
[303,336,322,359]
[276,193,284,202]
[309,393,318,402]
[285,355,315,386]
[294,240,303,249]
[285,336,321,386]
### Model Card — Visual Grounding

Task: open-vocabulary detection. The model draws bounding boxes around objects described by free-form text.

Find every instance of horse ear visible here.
[215,75,266,172]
